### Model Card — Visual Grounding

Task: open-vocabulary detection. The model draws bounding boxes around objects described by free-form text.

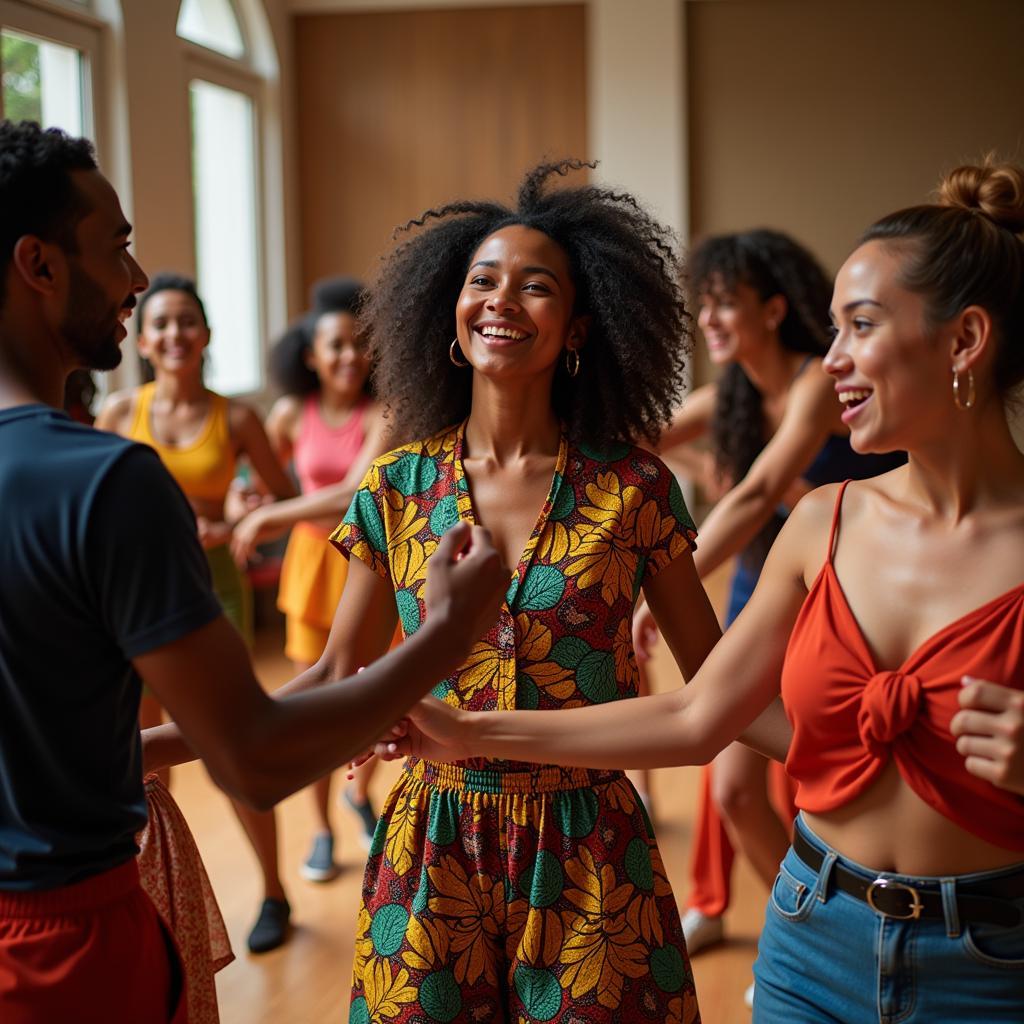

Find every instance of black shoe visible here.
[247,897,291,954]
[344,788,379,851]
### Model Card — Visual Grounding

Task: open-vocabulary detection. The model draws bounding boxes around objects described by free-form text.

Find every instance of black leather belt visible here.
[792,828,1024,929]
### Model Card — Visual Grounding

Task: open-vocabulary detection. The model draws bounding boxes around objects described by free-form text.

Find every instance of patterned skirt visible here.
[350,759,700,1024]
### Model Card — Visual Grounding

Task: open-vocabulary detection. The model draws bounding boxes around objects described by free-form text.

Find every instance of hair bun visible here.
[938,159,1024,234]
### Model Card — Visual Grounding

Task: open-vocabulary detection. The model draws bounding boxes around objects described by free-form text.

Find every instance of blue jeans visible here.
[753,815,1024,1023]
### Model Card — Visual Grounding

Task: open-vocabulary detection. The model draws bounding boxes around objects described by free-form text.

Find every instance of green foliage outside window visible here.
[2,33,43,123]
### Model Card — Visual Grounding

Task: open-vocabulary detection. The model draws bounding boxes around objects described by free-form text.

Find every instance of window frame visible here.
[0,0,105,150]
[181,8,269,399]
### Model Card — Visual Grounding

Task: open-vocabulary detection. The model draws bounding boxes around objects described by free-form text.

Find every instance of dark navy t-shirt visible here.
[0,405,222,891]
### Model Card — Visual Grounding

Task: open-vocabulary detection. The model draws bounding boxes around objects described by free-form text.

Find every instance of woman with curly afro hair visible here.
[301,160,721,1022]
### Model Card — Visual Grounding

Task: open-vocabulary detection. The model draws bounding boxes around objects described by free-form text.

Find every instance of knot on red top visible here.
[857,671,923,757]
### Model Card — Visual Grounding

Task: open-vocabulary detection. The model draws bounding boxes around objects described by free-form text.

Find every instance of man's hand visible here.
[951,677,1024,795]
[424,522,507,658]
[632,601,660,664]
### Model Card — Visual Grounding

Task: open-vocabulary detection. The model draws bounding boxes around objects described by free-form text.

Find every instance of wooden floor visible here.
[172,564,765,1023]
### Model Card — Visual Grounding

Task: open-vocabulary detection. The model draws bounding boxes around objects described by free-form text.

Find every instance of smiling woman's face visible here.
[825,240,950,454]
[454,224,581,382]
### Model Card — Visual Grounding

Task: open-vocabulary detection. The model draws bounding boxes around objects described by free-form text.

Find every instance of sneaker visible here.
[247,897,290,954]
[344,788,379,851]
[299,832,339,882]
[744,981,755,1010]
[681,908,724,955]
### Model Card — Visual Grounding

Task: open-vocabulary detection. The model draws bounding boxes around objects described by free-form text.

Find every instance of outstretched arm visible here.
[230,406,389,563]
[386,494,826,770]
[692,363,839,577]
[139,522,506,809]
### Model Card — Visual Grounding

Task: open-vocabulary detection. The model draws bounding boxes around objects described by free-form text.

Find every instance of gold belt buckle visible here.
[866,877,924,920]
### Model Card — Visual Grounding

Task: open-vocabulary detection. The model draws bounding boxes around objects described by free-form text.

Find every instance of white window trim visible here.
[0,0,104,152]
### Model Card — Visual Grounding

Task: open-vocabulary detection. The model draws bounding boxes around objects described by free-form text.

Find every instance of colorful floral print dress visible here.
[332,421,701,1024]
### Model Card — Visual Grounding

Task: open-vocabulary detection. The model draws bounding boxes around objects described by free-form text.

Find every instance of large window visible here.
[0,1,99,139]
[190,78,261,395]
[179,0,268,397]
[2,29,84,133]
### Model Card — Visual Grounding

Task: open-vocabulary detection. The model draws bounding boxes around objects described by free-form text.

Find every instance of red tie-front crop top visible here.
[781,480,1024,852]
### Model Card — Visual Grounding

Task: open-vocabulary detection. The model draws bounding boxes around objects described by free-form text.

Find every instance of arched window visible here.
[177,0,244,60]
[177,0,280,397]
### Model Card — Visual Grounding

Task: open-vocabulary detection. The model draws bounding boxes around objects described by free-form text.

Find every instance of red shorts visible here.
[0,858,187,1024]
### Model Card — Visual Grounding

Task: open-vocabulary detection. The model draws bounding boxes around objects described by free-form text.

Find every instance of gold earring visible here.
[565,348,581,378]
[952,366,975,411]
[449,338,469,368]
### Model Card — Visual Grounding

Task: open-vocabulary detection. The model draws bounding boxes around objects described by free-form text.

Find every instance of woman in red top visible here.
[382,159,1024,1021]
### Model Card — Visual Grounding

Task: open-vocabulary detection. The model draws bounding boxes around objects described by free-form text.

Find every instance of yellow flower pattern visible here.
[334,424,699,1022]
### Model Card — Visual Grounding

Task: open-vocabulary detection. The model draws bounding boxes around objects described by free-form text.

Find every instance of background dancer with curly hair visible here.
[635,232,902,987]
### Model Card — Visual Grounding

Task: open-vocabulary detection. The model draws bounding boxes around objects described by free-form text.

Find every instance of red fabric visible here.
[685,761,798,916]
[0,859,187,1024]
[782,480,1024,851]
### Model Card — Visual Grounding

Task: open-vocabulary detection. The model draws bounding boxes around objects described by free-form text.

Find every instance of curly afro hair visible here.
[691,229,833,565]
[362,159,691,448]
[269,276,367,397]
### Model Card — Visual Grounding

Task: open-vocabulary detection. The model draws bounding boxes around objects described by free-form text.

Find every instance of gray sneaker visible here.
[299,832,338,882]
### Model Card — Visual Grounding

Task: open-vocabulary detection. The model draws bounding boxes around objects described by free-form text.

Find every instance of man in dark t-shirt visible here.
[0,122,505,1023]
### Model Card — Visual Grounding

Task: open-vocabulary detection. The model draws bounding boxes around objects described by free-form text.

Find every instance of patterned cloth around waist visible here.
[405,757,624,795]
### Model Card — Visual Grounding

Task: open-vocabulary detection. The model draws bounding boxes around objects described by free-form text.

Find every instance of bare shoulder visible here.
[94,387,136,433]
[226,396,263,434]
[774,482,844,586]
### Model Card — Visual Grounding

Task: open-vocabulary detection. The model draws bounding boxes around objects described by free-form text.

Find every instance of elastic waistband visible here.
[0,859,141,917]
[405,758,624,794]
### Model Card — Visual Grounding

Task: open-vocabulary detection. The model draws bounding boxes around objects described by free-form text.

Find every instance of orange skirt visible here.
[278,520,349,654]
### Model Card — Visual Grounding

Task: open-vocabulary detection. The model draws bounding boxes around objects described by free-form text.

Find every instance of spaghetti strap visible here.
[826,480,852,564]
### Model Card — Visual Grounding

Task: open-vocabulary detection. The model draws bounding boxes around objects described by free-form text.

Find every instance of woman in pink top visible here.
[375,160,1024,1021]
[233,279,386,882]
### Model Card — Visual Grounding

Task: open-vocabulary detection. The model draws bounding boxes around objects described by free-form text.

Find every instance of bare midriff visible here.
[805,760,1022,875]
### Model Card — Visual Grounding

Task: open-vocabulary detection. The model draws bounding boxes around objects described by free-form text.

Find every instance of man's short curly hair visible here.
[0,120,97,309]
[362,160,691,448]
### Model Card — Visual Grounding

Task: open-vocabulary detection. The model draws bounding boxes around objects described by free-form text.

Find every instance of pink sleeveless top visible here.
[781,480,1024,851]
[293,395,368,494]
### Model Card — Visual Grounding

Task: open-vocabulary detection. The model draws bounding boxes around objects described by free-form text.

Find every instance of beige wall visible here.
[293,4,587,291]
[687,0,1024,273]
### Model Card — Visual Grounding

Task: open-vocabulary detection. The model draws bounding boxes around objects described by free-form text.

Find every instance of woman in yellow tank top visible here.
[96,274,297,954]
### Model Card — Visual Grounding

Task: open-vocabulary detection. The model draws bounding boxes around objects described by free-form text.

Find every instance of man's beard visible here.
[60,261,124,372]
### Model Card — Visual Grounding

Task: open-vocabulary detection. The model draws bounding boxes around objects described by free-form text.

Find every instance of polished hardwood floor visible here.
[172,564,766,1023]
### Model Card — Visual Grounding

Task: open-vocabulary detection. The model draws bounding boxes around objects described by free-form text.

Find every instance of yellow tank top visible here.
[127,382,236,505]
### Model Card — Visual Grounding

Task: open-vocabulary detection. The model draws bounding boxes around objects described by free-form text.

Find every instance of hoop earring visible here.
[449,338,469,368]
[565,348,581,378]
[952,366,975,411]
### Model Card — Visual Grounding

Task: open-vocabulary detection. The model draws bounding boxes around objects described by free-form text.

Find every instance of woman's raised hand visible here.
[952,677,1024,795]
